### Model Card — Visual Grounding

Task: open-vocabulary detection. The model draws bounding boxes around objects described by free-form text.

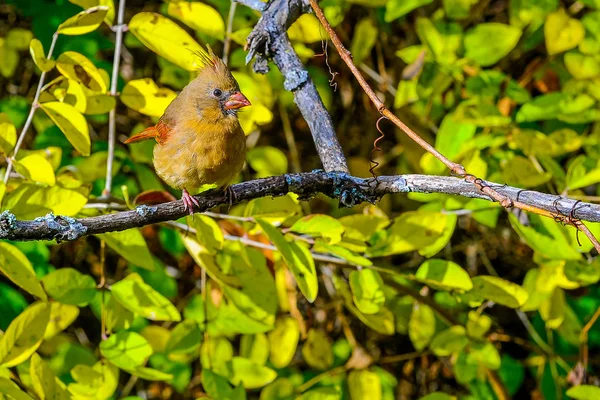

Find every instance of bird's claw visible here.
[182,189,200,215]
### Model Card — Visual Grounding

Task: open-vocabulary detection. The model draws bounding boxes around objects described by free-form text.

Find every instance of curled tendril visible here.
[369,116,388,182]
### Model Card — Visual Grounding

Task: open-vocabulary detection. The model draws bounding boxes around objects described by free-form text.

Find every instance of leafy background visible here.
[1,0,600,399]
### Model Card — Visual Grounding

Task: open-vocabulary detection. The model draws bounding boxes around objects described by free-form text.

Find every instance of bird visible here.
[124,47,251,215]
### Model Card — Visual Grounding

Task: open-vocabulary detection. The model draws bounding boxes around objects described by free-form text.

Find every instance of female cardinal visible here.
[124,48,251,214]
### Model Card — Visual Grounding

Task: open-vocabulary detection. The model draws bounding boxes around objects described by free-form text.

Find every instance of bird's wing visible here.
[124,119,173,144]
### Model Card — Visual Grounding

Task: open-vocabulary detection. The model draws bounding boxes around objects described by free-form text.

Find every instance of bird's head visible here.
[188,49,251,122]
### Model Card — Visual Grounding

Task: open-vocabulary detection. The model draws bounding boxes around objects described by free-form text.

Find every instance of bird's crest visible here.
[190,45,221,72]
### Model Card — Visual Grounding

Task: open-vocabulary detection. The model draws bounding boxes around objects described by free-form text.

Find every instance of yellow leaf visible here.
[30,353,70,400]
[120,78,177,117]
[2,183,89,220]
[545,9,585,55]
[0,44,19,78]
[57,5,110,35]
[43,78,88,113]
[44,302,79,339]
[167,1,225,40]
[40,101,90,156]
[0,119,16,155]
[128,12,206,71]
[96,229,155,270]
[29,39,55,72]
[69,0,115,25]
[5,28,33,51]
[287,14,328,43]
[0,242,47,300]
[13,154,56,186]
[83,93,116,115]
[0,302,51,368]
[56,51,107,92]
[0,378,34,400]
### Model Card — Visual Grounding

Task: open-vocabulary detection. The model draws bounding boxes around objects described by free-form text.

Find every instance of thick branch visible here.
[2,171,600,242]
[245,0,348,173]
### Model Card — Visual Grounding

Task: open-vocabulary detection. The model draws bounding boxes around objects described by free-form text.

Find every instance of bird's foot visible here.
[182,189,200,215]
[223,186,236,211]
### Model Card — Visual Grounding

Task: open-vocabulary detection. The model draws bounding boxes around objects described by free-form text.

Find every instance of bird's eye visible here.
[213,89,223,97]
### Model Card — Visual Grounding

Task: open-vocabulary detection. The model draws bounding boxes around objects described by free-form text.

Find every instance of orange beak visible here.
[224,91,251,110]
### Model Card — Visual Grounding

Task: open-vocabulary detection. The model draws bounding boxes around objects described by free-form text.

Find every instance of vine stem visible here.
[306,0,600,253]
[3,32,59,184]
[222,0,237,65]
[103,0,127,197]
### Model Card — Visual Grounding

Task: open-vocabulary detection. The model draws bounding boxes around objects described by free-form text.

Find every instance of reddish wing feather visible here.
[123,120,173,144]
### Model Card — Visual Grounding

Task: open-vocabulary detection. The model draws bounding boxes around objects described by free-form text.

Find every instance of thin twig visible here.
[103,0,126,197]
[4,33,59,184]
[222,0,237,65]
[306,0,600,253]
[580,305,600,373]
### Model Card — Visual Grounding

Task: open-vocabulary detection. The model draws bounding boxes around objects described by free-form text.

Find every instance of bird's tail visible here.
[124,126,158,144]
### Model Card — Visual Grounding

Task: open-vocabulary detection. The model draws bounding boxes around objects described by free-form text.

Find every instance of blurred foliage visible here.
[0,0,600,399]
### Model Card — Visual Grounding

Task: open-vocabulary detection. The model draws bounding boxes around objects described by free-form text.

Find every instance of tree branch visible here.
[2,171,600,242]
[245,0,348,173]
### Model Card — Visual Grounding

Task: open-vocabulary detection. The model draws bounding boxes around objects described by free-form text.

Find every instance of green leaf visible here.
[182,237,243,288]
[111,274,181,321]
[333,275,395,335]
[302,329,333,370]
[0,242,46,300]
[509,213,582,260]
[466,340,501,369]
[56,6,109,35]
[121,78,177,118]
[201,337,233,377]
[564,259,600,286]
[298,387,341,400]
[369,211,452,257]
[469,276,528,308]
[240,333,269,366]
[430,326,468,356]
[417,393,456,400]
[464,23,521,66]
[539,287,566,329]
[260,378,295,400]
[100,331,152,370]
[187,215,223,255]
[44,302,79,339]
[350,18,378,64]
[39,102,90,156]
[565,51,600,79]
[348,369,382,400]
[202,369,237,400]
[349,269,386,314]
[55,51,107,93]
[268,317,300,369]
[167,1,225,40]
[128,12,205,71]
[29,39,55,72]
[566,385,600,399]
[443,0,478,19]
[515,92,564,122]
[545,9,585,55]
[466,311,492,339]
[414,259,473,291]
[257,219,318,303]
[165,319,202,361]
[5,28,32,51]
[289,214,344,244]
[227,357,277,389]
[97,228,155,270]
[68,361,119,398]
[30,353,70,400]
[0,302,51,368]
[0,377,34,400]
[435,114,476,161]
[385,0,433,22]
[408,303,436,351]
[246,146,288,178]
[41,267,96,305]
